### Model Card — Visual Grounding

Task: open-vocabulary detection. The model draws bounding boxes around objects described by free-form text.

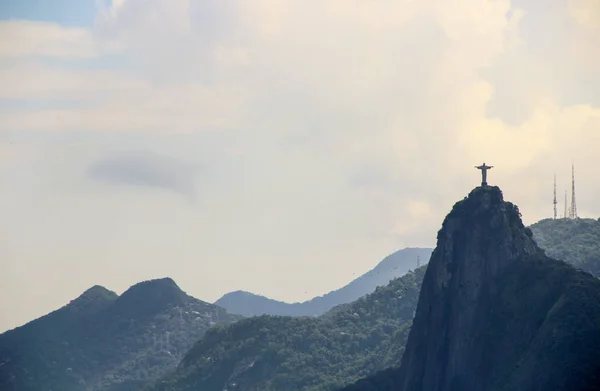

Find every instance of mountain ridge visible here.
[145,267,428,391]
[215,247,433,317]
[109,277,189,319]
[0,277,242,391]
[530,217,600,277]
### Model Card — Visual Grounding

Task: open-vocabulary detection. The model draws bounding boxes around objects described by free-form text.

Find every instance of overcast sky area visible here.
[0,0,599,332]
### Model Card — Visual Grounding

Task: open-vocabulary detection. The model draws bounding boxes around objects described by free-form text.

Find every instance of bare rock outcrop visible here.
[396,186,600,391]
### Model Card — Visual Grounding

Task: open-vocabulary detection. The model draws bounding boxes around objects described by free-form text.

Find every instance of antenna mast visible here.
[553,173,557,219]
[570,163,577,219]
[564,189,567,219]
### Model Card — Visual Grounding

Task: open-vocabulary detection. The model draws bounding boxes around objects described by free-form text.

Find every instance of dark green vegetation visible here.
[0,278,241,391]
[146,267,426,391]
[214,247,432,317]
[339,187,600,391]
[530,217,600,277]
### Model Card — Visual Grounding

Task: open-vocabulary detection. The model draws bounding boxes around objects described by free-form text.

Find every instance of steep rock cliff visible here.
[396,185,600,391]
[340,186,600,391]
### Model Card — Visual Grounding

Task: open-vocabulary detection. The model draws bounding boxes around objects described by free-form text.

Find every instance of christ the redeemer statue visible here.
[475,163,493,186]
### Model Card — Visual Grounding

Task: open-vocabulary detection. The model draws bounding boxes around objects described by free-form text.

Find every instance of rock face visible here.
[395,186,600,391]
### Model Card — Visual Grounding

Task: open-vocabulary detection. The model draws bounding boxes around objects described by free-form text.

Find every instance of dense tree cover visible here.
[0,278,241,391]
[530,218,600,277]
[215,247,433,317]
[146,267,426,391]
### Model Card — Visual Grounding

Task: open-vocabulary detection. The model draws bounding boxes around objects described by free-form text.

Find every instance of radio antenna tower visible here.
[553,173,557,219]
[564,189,568,219]
[570,163,578,219]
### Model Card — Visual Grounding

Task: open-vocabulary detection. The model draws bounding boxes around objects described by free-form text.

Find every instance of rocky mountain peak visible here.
[431,186,539,288]
[112,277,189,318]
[395,186,600,391]
[65,285,118,314]
[78,285,117,300]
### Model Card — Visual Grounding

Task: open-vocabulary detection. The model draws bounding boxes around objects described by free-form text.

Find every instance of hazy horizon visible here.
[1,0,599,332]
[2,244,435,332]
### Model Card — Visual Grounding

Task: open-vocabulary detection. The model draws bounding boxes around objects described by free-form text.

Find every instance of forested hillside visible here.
[0,278,241,391]
[147,267,425,391]
[530,217,600,277]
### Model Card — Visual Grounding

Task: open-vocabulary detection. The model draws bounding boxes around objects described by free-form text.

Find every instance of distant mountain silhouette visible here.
[0,278,241,391]
[214,247,433,317]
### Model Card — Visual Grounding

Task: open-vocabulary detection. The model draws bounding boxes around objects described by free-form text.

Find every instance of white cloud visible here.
[0,20,100,58]
[569,0,600,32]
[0,61,143,100]
[0,80,248,133]
[1,0,600,331]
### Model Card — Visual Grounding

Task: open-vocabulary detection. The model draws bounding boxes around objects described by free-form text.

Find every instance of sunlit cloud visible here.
[1,0,599,331]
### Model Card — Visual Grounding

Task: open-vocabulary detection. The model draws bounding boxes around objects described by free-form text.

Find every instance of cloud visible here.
[0,20,101,58]
[1,0,600,331]
[3,1,600,240]
[87,0,599,233]
[85,150,199,196]
[569,0,600,33]
[0,61,143,100]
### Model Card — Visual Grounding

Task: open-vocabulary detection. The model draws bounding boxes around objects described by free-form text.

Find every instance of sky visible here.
[0,0,599,332]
